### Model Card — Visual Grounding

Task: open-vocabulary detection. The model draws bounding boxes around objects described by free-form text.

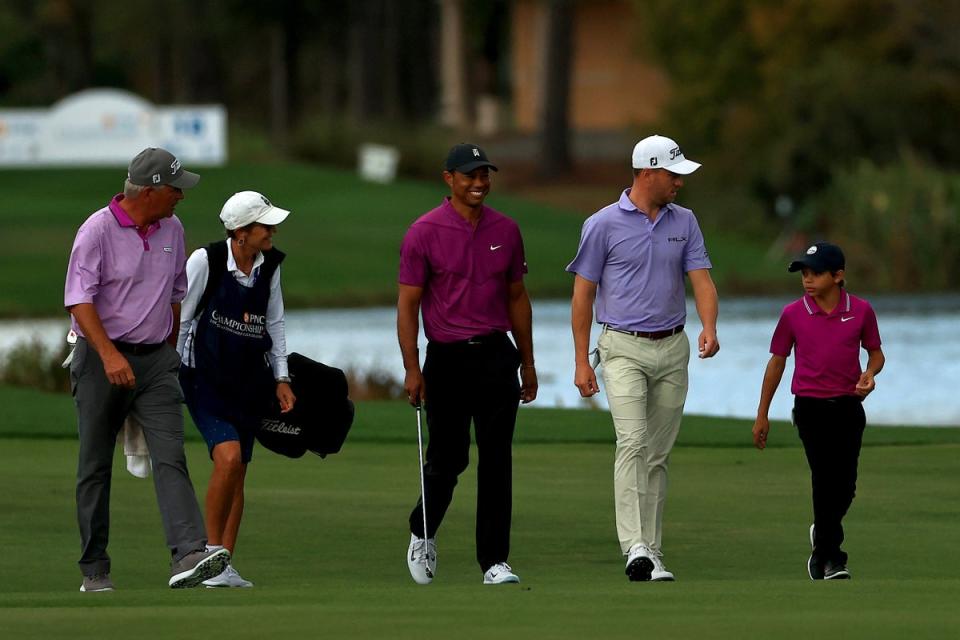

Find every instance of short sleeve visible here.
[860,303,882,350]
[398,225,429,287]
[683,213,712,273]
[506,223,528,282]
[565,215,607,283]
[64,223,102,308]
[769,310,794,357]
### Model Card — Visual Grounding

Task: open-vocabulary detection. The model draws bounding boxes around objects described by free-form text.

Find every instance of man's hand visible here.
[404,368,425,407]
[752,416,770,450]
[698,330,720,359]
[520,366,538,404]
[574,361,600,398]
[102,349,135,389]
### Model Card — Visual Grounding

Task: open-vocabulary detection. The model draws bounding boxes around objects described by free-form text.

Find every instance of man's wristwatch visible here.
[276,376,292,384]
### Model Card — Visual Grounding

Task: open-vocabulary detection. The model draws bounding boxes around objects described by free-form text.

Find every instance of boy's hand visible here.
[752,416,770,450]
[855,371,876,397]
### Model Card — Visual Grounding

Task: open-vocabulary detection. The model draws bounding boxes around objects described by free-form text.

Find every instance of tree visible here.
[539,0,574,174]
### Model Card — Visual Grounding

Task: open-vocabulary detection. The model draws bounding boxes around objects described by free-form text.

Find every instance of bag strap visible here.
[194,240,229,320]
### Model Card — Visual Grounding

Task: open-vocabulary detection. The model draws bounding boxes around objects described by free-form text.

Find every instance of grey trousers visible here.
[70,338,207,576]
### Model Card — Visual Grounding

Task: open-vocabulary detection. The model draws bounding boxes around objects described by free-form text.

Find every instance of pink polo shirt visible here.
[398,198,527,343]
[770,291,882,398]
[64,194,187,343]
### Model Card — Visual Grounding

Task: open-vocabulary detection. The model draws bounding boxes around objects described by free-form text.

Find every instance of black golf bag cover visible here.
[256,352,355,458]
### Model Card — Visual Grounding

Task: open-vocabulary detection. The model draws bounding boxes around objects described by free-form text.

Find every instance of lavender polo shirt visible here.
[565,189,712,331]
[770,291,882,398]
[64,194,187,344]
[398,197,527,343]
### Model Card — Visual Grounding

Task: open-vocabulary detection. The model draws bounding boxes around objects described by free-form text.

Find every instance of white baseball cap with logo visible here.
[631,135,701,175]
[219,191,291,230]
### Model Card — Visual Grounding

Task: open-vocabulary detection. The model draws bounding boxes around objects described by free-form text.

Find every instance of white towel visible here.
[120,416,151,478]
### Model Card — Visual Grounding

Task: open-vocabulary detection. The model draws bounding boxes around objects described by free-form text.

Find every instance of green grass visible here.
[1,385,959,638]
[1,162,788,318]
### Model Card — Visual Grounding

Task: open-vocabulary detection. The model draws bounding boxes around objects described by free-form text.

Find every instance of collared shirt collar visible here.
[617,188,673,218]
[108,193,160,245]
[442,196,486,228]
[226,237,265,275]
[802,290,850,315]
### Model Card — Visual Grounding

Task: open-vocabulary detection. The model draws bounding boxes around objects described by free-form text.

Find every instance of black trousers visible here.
[408,332,521,572]
[794,395,866,567]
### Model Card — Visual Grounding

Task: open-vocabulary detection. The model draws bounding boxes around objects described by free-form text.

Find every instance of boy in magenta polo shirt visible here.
[752,242,885,580]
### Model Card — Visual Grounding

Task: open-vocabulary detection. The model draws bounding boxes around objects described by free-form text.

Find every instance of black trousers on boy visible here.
[408,332,521,572]
[793,395,866,568]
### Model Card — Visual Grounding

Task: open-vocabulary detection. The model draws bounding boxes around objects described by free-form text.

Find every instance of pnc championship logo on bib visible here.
[210,309,266,339]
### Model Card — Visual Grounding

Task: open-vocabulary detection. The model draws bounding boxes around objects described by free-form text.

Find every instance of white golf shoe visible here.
[625,544,654,582]
[203,564,253,588]
[650,552,675,581]
[407,533,437,585]
[483,562,520,585]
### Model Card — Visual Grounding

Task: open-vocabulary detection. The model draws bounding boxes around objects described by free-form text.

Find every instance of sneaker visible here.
[203,564,254,588]
[483,562,520,585]
[807,524,824,580]
[406,533,436,585]
[80,573,114,592]
[625,544,654,582]
[824,561,851,580]
[169,548,230,589]
[650,552,675,582]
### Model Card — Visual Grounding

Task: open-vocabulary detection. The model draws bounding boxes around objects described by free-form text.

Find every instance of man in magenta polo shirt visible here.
[752,242,884,580]
[64,148,228,592]
[567,135,720,582]
[398,143,537,586]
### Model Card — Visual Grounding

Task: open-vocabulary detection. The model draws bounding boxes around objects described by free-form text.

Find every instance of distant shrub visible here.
[796,154,960,292]
[343,367,405,401]
[0,338,71,393]
[289,117,456,181]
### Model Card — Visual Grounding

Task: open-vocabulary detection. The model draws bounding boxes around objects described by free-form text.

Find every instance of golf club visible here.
[415,403,433,578]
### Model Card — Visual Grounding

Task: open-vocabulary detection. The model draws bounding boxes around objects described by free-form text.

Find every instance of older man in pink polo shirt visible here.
[398,143,537,586]
[64,148,229,592]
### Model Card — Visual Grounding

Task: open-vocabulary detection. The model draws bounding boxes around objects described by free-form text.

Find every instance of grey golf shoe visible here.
[169,548,230,589]
[80,573,114,592]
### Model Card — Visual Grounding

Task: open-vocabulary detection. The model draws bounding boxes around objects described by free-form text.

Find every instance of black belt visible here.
[431,332,509,349]
[605,324,684,340]
[113,340,166,355]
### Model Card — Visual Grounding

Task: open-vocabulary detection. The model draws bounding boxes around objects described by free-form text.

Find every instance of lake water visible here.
[3,295,958,426]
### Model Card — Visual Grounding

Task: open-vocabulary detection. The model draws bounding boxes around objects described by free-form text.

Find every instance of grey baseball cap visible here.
[127,148,200,189]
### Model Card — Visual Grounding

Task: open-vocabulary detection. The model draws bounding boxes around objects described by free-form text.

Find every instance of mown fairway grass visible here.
[1,163,783,318]
[1,385,958,639]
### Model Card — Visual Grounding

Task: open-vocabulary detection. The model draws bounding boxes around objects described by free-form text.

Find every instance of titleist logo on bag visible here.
[260,419,301,436]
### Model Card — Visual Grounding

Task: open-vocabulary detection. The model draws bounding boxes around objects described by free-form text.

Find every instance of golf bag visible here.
[256,352,355,458]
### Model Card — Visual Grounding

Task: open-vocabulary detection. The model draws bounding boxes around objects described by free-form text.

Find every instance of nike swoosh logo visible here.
[489,572,498,578]
[490,245,502,251]
[841,316,854,322]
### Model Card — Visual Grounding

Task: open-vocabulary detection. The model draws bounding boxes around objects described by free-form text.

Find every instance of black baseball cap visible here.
[445,143,498,174]
[127,147,200,189]
[788,242,846,273]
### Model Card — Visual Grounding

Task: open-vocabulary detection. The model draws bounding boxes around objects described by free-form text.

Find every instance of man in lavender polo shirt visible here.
[64,148,228,592]
[567,135,719,582]
[398,143,537,586]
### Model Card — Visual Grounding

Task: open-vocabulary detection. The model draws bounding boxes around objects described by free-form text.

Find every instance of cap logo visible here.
[152,173,161,184]
[261,196,271,207]
[169,158,181,173]
[807,246,818,255]
[669,147,682,160]
[649,156,658,166]
[472,148,480,157]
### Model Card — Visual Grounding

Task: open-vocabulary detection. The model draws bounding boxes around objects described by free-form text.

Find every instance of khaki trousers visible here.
[597,327,689,555]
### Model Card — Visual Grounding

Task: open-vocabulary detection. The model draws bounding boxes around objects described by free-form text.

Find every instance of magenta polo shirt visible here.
[770,291,882,398]
[398,197,527,343]
[64,194,187,344]
[565,189,712,332]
